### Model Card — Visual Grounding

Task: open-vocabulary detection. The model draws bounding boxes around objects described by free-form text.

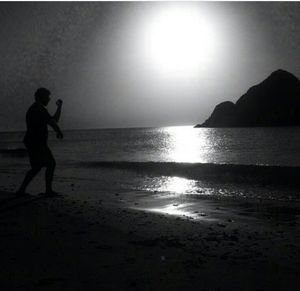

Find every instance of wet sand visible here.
[1,169,300,290]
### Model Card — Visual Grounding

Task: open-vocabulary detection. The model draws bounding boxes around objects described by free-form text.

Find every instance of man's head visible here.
[35,88,51,106]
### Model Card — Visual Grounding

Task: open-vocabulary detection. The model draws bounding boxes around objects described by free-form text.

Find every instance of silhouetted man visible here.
[16,88,63,197]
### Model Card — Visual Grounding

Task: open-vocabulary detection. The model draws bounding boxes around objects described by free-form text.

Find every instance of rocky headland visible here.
[196,70,300,127]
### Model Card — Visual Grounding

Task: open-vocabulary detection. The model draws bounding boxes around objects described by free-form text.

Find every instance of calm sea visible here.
[2,126,300,165]
[1,126,300,199]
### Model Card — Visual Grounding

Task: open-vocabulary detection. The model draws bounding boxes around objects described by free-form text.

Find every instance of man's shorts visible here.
[25,143,55,168]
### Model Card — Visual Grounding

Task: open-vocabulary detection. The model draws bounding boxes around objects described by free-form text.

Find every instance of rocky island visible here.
[195,69,300,127]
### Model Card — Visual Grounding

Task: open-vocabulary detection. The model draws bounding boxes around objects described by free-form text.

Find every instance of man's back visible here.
[24,102,52,146]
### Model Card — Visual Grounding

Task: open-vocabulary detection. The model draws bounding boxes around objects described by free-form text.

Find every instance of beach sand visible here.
[1,170,300,290]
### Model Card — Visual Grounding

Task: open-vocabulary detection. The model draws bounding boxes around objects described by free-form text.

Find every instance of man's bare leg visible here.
[16,167,41,196]
[45,160,57,196]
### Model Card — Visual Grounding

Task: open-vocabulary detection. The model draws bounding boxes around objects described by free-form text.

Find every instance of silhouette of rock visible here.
[195,70,300,127]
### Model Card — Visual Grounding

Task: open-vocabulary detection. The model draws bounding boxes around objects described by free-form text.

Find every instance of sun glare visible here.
[143,5,220,78]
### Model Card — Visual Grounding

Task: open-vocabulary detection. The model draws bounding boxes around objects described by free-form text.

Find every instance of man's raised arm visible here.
[53,99,63,123]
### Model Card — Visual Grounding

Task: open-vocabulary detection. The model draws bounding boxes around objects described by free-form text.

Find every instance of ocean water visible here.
[1,126,300,200]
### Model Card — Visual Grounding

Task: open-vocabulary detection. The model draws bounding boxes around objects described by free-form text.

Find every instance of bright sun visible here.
[143,6,220,78]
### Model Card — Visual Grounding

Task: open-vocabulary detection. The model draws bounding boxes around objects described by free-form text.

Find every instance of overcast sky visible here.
[0,1,300,131]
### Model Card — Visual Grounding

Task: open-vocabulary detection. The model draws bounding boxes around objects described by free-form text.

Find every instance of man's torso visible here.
[24,102,52,147]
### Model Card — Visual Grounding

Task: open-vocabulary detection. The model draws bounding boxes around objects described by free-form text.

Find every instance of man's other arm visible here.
[53,99,63,123]
[48,119,63,139]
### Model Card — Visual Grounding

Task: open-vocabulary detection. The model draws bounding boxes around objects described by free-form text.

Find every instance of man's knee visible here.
[30,166,42,174]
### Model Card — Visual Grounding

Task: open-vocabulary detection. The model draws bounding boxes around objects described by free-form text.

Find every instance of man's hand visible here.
[56,99,63,107]
[56,131,63,139]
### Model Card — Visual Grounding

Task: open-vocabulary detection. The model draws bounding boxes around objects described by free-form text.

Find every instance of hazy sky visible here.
[0,1,300,131]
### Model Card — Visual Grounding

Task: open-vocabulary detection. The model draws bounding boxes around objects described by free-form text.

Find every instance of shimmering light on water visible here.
[149,202,200,219]
[166,126,212,163]
[156,176,198,194]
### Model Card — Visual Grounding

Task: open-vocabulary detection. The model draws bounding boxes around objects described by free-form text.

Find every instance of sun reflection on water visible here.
[150,203,200,219]
[157,176,197,194]
[166,126,212,163]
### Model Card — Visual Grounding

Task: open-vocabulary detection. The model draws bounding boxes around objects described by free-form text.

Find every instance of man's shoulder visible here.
[28,103,48,112]
[26,103,36,115]
[27,103,50,118]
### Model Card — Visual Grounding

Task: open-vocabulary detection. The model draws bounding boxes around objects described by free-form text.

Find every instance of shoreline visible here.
[1,188,300,290]
[1,165,300,290]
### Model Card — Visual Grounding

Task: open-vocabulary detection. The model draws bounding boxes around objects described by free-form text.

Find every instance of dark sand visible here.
[1,171,300,290]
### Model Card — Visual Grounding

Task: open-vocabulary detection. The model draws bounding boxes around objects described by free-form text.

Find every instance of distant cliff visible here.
[195,70,300,127]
